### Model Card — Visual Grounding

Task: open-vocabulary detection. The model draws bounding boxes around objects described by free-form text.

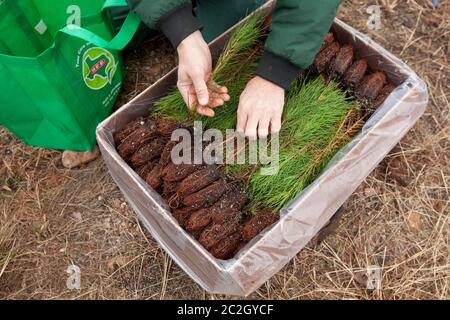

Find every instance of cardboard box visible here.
[96,2,428,296]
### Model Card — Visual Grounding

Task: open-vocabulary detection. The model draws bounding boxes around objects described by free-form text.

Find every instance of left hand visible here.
[236,76,285,139]
[177,31,230,117]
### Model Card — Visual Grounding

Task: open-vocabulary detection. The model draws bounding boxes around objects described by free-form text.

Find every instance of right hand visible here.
[177,31,229,117]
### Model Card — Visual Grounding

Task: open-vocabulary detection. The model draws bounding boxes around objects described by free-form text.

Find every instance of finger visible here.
[258,114,271,138]
[214,85,228,94]
[178,84,191,107]
[192,76,209,106]
[179,85,198,110]
[188,87,200,111]
[208,98,225,108]
[209,92,230,103]
[196,105,215,117]
[221,93,230,101]
[270,113,282,134]
[236,107,247,134]
[208,80,228,94]
[245,113,258,140]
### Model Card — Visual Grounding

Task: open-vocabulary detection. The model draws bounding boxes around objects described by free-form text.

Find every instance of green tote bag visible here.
[0,0,140,151]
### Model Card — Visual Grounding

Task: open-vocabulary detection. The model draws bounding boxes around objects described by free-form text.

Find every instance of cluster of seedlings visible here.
[114,117,279,259]
[314,32,396,115]
[112,18,398,260]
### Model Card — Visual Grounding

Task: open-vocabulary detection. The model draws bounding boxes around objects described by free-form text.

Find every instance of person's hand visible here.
[236,76,285,138]
[177,31,229,117]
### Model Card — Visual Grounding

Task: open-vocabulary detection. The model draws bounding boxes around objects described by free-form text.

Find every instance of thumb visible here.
[192,75,209,106]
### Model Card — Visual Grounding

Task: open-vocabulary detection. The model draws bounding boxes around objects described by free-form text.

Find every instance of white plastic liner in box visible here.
[96,2,428,296]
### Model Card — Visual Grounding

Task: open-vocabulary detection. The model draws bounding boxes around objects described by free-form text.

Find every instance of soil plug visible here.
[130,137,167,168]
[242,209,279,242]
[172,206,197,228]
[329,44,354,78]
[344,59,368,89]
[118,126,156,160]
[210,232,242,260]
[198,215,242,250]
[145,163,163,190]
[319,32,335,53]
[176,166,220,198]
[185,186,248,232]
[113,117,154,146]
[372,83,396,108]
[185,207,214,232]
[314,42,340,73]
[162,163,202,182]
[137,160,157,179]
[356,71,387,102]
[182,179,226,210]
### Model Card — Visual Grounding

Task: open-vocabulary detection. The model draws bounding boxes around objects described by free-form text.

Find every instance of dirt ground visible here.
[0,0,448,300]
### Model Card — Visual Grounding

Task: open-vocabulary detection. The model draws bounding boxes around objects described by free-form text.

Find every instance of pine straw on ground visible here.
[0,0,448,299]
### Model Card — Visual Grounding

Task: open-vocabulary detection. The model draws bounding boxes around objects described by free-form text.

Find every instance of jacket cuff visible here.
[255,50,303,90]
[158,4,202,48]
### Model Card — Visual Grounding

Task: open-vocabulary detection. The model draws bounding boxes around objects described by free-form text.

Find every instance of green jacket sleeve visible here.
[256,0,341,89]
[126,0,201,47]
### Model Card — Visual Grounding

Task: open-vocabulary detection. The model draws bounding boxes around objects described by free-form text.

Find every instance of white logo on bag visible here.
[82,47,118,90]
[67,5,81,29]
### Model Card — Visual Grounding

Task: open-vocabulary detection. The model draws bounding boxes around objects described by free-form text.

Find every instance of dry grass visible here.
[0,212,16,281]
[0,0,448,299]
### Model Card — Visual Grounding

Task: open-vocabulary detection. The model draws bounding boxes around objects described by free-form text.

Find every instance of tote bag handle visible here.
[60,0,141,51]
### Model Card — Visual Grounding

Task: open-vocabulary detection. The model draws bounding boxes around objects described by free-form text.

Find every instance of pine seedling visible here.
[249,78,361,210]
